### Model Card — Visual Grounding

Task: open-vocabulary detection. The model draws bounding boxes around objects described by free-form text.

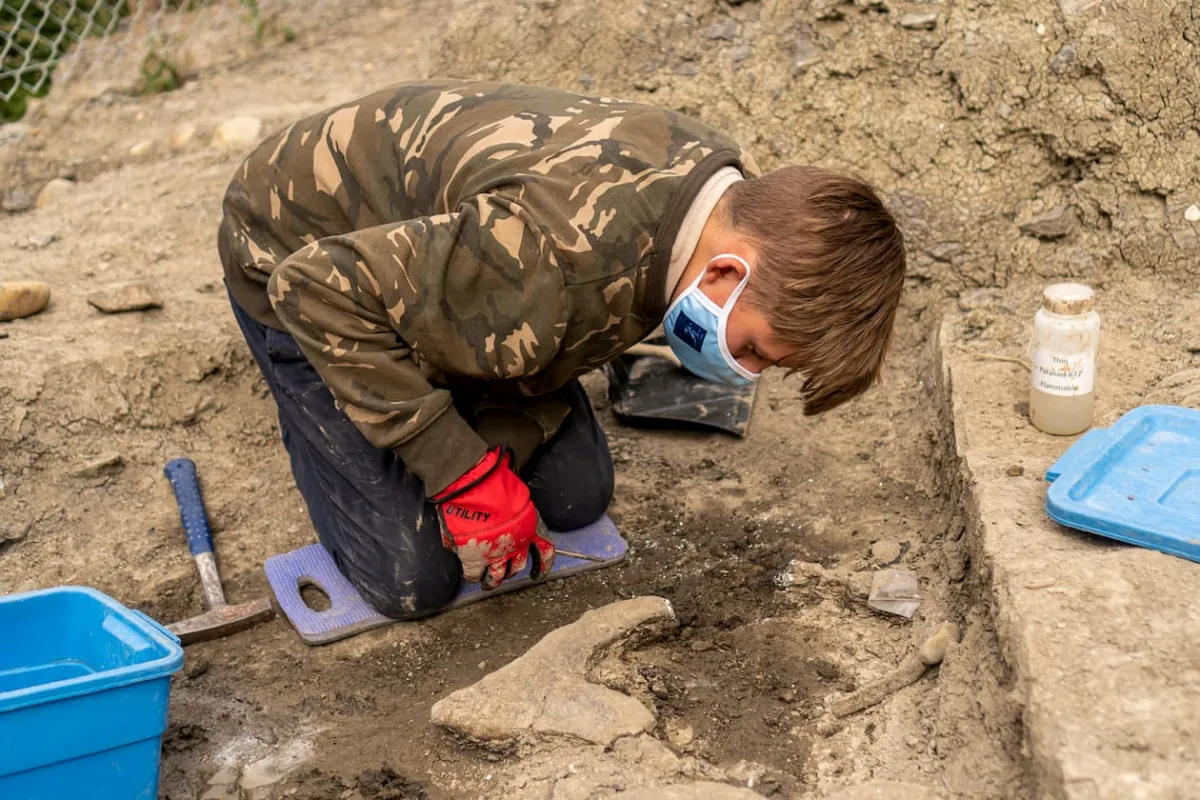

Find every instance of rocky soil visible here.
[1,0,1197,798]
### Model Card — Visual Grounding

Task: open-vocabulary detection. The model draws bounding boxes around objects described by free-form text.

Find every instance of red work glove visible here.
[433,448,556,590]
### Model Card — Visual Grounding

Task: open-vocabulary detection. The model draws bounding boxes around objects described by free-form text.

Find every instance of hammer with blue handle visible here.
[163,458,274,644]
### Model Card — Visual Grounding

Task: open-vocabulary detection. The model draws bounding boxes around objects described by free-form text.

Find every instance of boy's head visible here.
[690,166,907,414]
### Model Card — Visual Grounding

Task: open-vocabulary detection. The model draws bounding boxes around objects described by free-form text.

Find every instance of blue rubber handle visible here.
[163,458,214,557]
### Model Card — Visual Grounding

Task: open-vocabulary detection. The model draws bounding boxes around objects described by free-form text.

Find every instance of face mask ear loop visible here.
[715,255,762,382]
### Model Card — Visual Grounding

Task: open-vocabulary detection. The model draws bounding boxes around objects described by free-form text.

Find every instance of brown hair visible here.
[726,166,906,415]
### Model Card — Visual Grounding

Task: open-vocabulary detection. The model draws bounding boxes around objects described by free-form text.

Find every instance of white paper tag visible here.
[1031,348,1094,396]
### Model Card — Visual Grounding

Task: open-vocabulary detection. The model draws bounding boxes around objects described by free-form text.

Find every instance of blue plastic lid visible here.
[0,586,183,714]
[1045,405,1200,564]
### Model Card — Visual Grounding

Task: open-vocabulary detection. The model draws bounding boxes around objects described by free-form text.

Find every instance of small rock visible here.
[199,786,237,800]
[1184,204,1200,223]
[578,74,594,89]
[0,281,51,321]
[1050,42,1077,75]
[213,116,264,149]
[71,452,124,478]
[36,178,76,209]
[779,689,796,703]
[129,140,154,157]
[633,78,661,92]
[816,717,843,737]
[1006,465,1025,477]
[1019,205,1078,239]
[431,597,674,745]
[846,571,873,601]
[169,122,197,151]
[704,19,738,40]
[2,188,35,213]
[730,44,752,63]
[666,720,695,747]
[674,63,699,76]
[791,37,821,73]
[87,283,163,314]
[1,520,32,545]
[918,621,962,666]
[0,330,8,340]
[186,657,211,680]
[1173,230,1198,251]
[926,242,963,263]
[869,540,903,566]
[899,12,938,29]
[17,233,56,250]
[690,639,715,652]
[208,766,238,786]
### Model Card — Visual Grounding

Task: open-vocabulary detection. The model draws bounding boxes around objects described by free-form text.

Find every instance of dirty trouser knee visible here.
[229,292,461,620]
[228,290,614,619]
[523,382,615,532]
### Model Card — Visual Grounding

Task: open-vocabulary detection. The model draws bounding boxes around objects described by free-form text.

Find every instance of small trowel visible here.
[602,337,760,437]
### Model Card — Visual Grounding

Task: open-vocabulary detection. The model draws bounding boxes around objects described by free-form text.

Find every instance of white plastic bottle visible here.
[1029,283,1100,436]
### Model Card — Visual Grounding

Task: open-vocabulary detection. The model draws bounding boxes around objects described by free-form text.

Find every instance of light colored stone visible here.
[71,452,124,478]
[208,765,238,786]
[1184,204,1200,223]
[1019,205,1078,239]
[87,283,162,314]
[431,597,673,745]
[611,782,763,800]
[899,12,938,29]
[666,720,694,747]
[212,116,264,149]
[129,140,154,157]
[35,178,76,209]
[16,233,56,250]
[170,122,197,151]
[918,622,961,666]
[0,281,51,321]
[704,19,738,40]
[823,781,943,800]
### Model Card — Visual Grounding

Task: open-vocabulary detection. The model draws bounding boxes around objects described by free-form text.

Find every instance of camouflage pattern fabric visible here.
[219,79,758,494]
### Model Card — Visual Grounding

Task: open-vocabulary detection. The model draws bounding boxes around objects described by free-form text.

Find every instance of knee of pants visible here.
[536,464,615,532]
[347,550,463,621]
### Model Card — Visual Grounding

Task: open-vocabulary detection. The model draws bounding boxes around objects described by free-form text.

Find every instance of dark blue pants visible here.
[228,292,614,619]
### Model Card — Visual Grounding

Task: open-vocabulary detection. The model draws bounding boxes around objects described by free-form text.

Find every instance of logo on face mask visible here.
[672,312,707,352]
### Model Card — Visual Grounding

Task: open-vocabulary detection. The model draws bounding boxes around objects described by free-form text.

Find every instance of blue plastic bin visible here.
[0,586,184,800]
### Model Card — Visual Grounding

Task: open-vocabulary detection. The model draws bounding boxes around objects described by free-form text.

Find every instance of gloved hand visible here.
[433,447,556,589]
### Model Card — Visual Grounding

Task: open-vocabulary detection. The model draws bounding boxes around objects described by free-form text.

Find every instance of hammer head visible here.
[167,598,274,645]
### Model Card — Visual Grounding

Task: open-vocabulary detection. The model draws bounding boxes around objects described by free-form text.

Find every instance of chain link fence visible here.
[1,1,310,121]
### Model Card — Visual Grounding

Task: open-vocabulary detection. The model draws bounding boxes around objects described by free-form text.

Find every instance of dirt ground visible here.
[1,0,1197,797]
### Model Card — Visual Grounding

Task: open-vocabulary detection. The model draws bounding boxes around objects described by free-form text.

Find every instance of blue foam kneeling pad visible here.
[1045,404,1200,564]
[264,515,627,645]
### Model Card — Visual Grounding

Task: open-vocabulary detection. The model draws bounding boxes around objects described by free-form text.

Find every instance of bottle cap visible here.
[1041,283,1095,315]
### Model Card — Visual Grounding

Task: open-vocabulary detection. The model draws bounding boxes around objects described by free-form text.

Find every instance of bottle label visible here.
[1031,349,1095,396]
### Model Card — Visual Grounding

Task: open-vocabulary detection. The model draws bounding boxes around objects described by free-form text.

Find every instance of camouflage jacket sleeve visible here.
[267,194,567,495]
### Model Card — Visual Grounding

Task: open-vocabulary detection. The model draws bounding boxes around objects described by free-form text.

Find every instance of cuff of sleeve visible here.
[394,409,490,496]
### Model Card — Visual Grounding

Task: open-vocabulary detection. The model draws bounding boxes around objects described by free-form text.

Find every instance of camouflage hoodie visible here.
[219,79,759,494]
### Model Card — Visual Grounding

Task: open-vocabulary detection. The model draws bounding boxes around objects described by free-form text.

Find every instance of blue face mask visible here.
[663,254,762,386]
